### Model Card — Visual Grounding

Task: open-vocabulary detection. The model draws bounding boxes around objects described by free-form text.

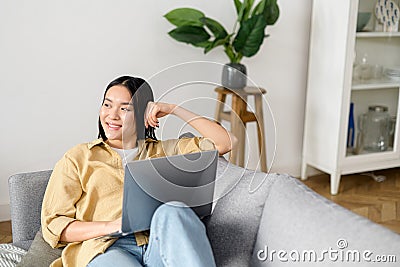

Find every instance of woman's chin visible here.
[105,134,122,142]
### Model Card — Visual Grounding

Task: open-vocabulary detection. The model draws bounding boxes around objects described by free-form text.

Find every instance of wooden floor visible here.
[302,167,400,234]
[0,221,12,244]
[1,167,400,243]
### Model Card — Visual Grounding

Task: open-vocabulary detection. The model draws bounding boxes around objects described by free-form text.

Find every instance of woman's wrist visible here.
[104,218,122,235]
[170,103,179,115]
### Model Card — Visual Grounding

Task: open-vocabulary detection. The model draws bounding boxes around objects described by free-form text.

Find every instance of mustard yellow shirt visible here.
[41,137,215,267]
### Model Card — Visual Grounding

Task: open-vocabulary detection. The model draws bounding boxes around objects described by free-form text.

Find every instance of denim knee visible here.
[150,201,206,237]
[155,201,189,216]
[152,201,195,223]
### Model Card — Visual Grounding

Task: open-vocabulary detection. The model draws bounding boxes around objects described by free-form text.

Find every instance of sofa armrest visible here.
[251,175,400,266]
[8,170,52,248]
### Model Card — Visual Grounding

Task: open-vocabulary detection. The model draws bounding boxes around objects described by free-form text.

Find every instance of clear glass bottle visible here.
[358,105,393,152]
[359,53,372,80]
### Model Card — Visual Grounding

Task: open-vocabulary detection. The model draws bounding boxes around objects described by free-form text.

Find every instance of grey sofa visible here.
[8,157,400,266]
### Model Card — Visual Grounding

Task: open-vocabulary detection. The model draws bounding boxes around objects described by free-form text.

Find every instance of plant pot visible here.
[221,63,247,89]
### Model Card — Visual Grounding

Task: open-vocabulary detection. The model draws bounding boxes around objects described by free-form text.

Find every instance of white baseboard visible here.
[0,204,10,222]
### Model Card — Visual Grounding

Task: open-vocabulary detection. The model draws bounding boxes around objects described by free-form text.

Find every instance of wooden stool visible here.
[214,86,267,172]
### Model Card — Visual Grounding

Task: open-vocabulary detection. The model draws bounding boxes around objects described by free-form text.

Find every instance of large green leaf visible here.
[164,8,204,27]
[200,17,228,39]
[195,40,213,48]
[168,25,211,46]
[234,0,242,15]
[263,0,280,25]
[233,14,267,57]
[252,0,265,16]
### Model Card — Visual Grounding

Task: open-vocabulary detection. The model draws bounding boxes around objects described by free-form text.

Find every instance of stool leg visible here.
[237,98,247,168]
[238,123,246,168]
[214,92,226,123]
[255,95,267,172]
[229,95,241,165]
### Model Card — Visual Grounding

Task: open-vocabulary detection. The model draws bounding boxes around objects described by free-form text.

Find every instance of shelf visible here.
[356,32,400,38]
[352,78,400,90]
[346,147,394,157]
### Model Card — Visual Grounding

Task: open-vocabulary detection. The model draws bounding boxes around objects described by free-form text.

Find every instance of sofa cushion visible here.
[17,229,62,267]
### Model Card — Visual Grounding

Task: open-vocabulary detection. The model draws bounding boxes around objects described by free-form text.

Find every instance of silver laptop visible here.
[96,150,218,241]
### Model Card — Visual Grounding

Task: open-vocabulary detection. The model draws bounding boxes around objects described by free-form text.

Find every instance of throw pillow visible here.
[17,229,62,267]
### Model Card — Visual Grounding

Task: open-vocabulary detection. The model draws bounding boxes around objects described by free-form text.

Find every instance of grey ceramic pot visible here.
[221,63,247,89]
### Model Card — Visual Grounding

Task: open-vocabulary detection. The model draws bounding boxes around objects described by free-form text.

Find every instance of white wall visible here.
[0,0,312,221]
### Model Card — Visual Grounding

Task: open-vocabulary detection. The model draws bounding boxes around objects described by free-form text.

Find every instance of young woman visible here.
[41,76,237,267]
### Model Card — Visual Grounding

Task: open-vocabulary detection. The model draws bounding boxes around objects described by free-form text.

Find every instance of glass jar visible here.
[358,105,393,152]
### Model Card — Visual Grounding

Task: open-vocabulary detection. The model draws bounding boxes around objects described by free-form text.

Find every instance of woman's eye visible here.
[121,107,132,112]
[103,103,110,108]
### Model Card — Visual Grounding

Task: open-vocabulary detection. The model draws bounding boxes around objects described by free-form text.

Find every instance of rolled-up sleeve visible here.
[176,137,216,154]
[41,153,82,248]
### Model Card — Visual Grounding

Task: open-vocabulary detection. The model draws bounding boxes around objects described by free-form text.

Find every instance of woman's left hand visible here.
[145,102,176,128]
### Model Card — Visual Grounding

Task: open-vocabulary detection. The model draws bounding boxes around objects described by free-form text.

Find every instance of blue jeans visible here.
[87,201,216,267]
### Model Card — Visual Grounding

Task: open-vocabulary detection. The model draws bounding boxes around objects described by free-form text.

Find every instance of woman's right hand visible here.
[144,101,176,128]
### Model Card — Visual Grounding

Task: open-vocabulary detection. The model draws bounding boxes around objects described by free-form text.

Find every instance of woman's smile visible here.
[106,122,122,131]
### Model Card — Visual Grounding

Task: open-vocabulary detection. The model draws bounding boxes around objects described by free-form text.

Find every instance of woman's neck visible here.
[106,138,137,150]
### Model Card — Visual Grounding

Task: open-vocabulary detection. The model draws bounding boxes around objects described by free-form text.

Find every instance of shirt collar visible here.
[88,138,158,150]
[87,138,105,149]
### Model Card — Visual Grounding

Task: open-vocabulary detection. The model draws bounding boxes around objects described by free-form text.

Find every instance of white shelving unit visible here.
[301,0,400,194]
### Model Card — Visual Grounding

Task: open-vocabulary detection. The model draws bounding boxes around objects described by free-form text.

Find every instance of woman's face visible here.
[100,85,137,149]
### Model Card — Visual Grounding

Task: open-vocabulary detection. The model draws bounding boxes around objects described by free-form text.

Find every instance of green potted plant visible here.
[164,0,279,89]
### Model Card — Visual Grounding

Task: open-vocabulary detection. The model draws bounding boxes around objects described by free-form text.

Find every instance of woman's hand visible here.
[145,102,176,128]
